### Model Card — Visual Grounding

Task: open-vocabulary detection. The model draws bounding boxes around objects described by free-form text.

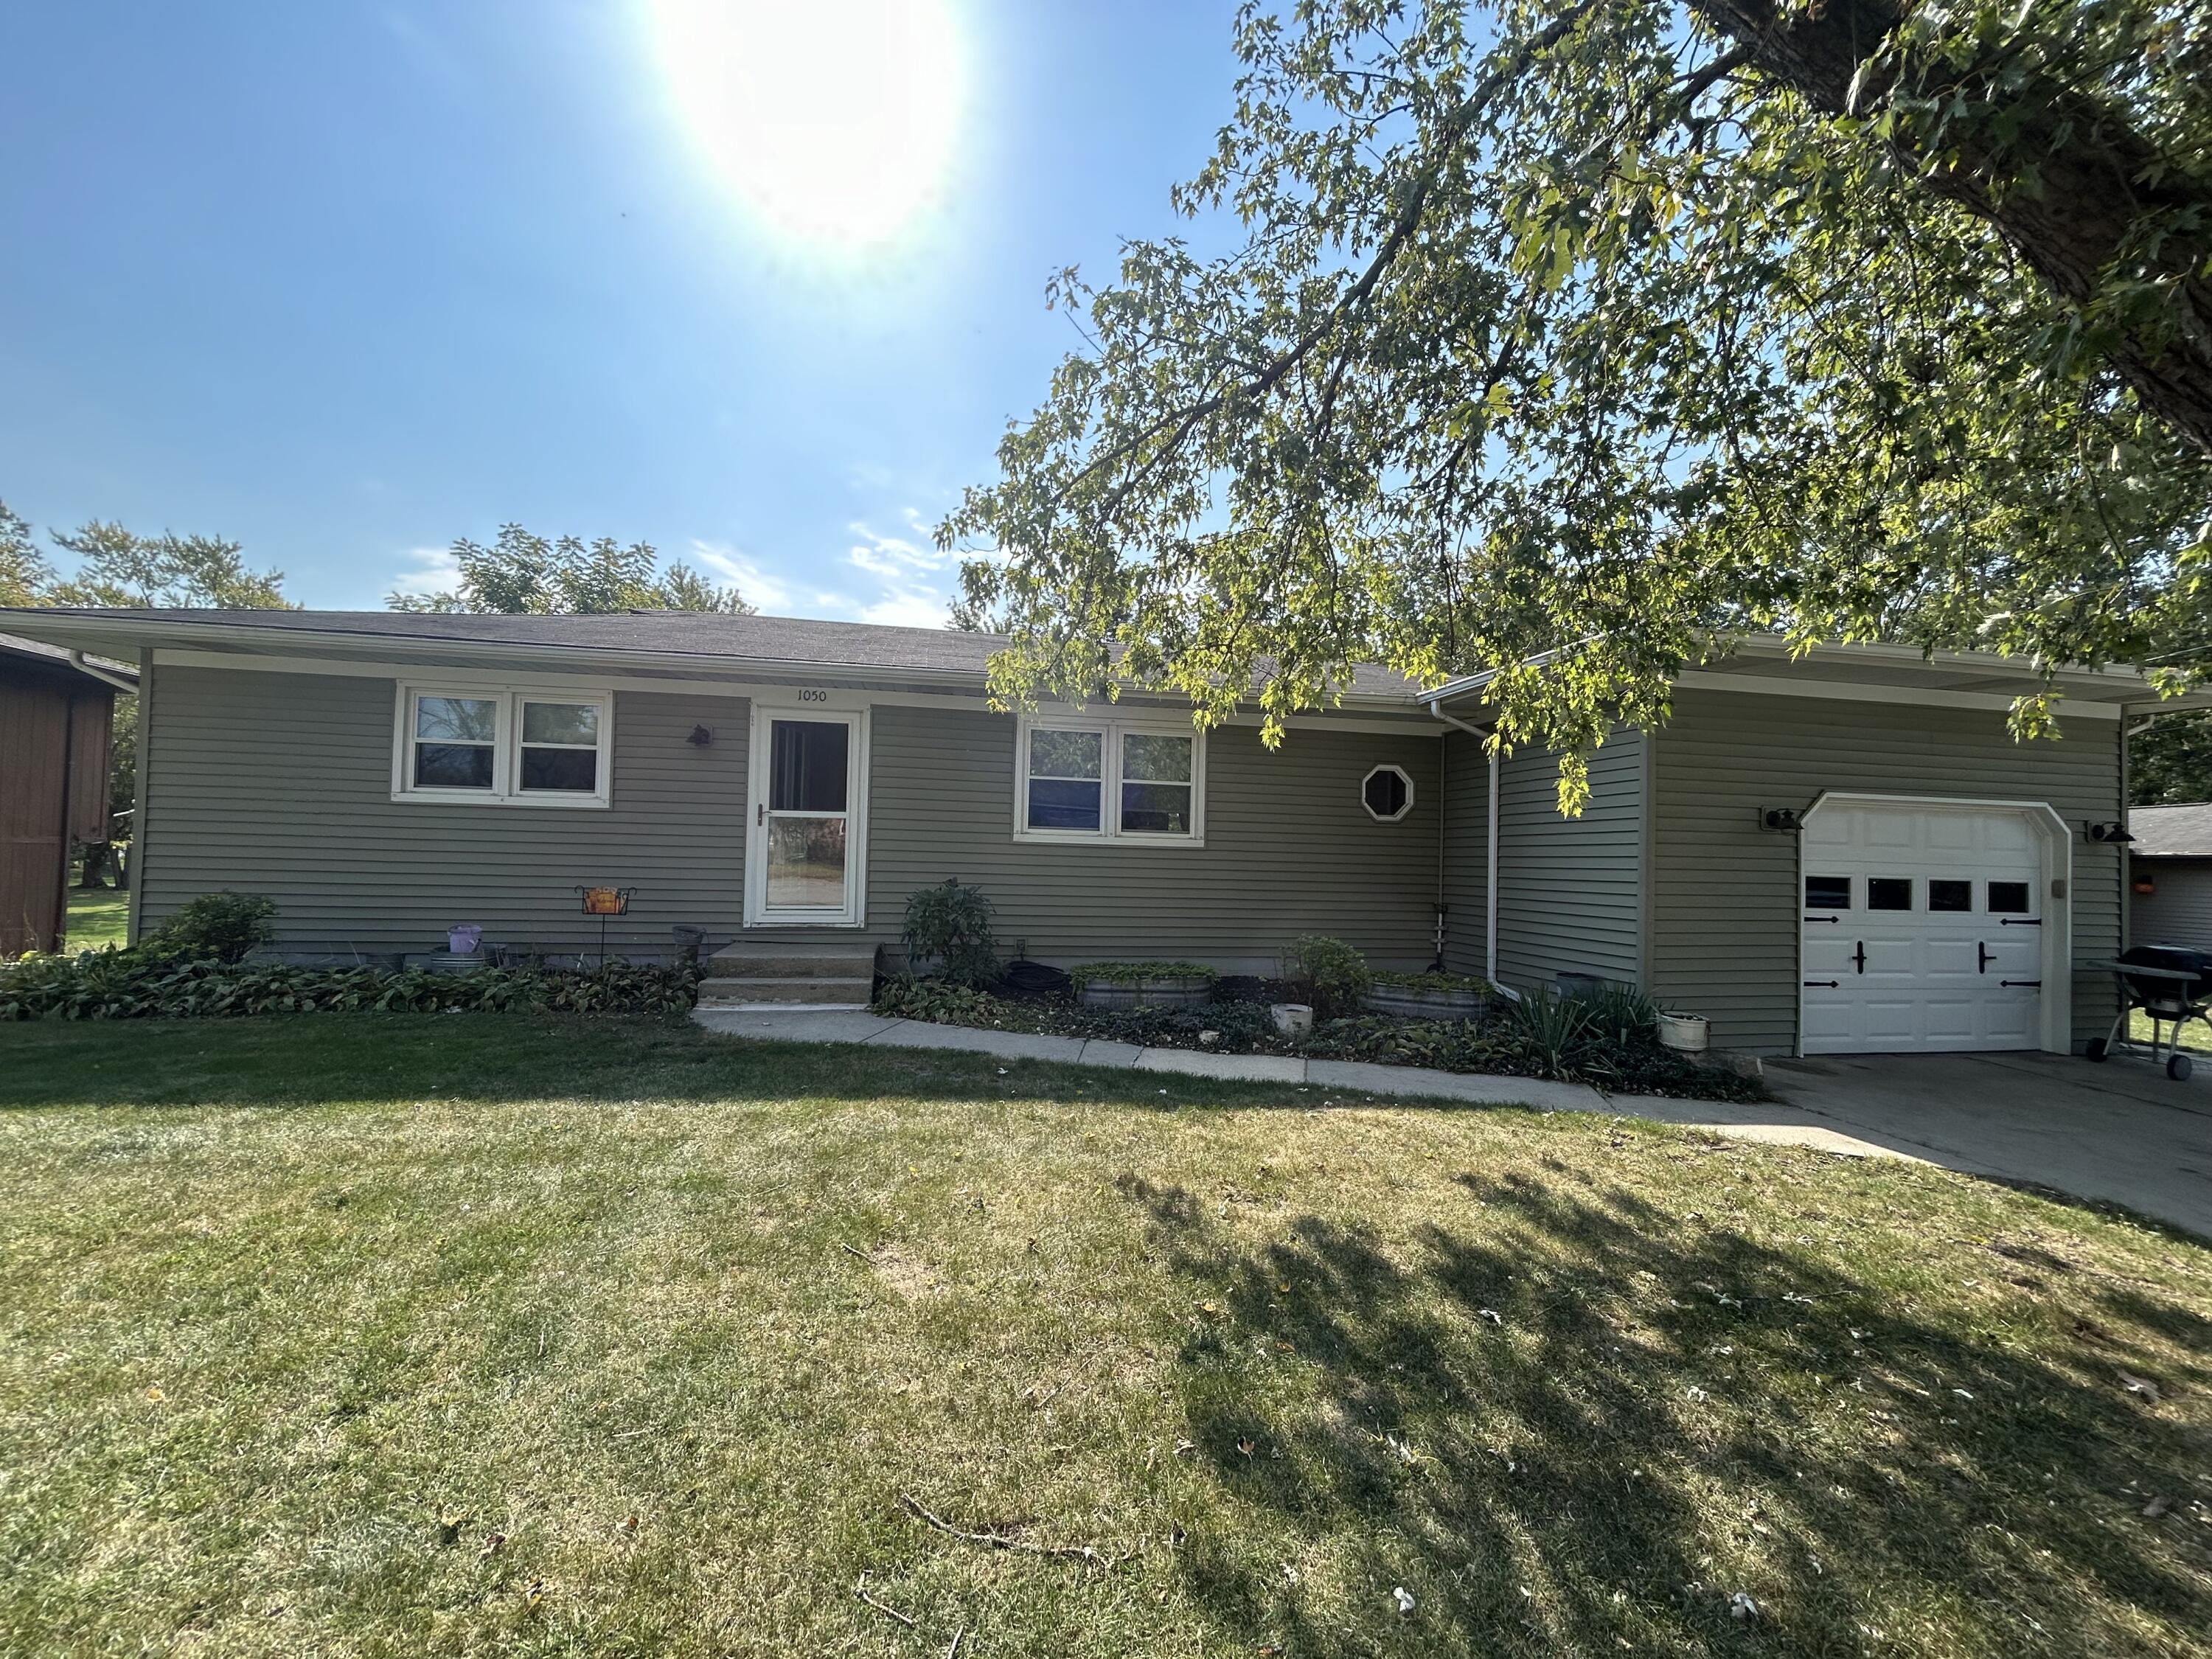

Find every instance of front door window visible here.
[764,720,850,911]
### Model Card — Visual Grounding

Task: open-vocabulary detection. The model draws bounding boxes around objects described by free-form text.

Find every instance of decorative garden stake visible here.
[575,886,636,967]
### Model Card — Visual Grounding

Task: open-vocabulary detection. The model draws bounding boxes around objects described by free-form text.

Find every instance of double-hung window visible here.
[394,686,612,807]
[1016,715,1204,844]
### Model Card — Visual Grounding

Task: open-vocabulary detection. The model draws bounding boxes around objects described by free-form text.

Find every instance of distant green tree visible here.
[45,519,294,610]
[2133,714,2212,806]
[1,498,54,606]
[389,524,754,615]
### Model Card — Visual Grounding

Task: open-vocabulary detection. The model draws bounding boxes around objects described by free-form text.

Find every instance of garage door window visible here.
[1987,880,2031,914]
[1805,875,1851,909]
[1868,877,1913,911]
[1928,879,1972,912]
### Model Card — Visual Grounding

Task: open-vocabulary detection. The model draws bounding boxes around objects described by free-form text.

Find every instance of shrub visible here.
[1067,961,1219,987]
[1284,934,1371,1016]
[872,974,1004,1026]
[0,953,700,1022]
[1500,985,1598,1078]
[900,877,1001,988]
[142,892,278,963]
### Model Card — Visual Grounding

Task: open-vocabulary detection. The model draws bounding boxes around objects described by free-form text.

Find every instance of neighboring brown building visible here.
[1,633,133,956]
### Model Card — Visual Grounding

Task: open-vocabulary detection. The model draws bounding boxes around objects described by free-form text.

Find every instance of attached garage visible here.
[1428,639,2203,1058]
[1798,796,2070,1055]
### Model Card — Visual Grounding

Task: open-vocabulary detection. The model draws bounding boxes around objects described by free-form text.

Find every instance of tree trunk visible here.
[1687,0,2212,458]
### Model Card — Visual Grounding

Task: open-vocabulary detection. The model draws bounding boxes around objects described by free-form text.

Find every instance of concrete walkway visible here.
[689,1007,1894,1158]
[692,1010,2212,1235]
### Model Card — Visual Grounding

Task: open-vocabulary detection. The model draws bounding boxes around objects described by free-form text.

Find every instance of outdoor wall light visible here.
[686,725,714,747]
[1759,807,1803,832]
[2082,820,2136,844]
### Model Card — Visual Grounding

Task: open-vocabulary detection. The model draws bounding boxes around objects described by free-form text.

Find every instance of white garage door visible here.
[1801,801,2046,1054]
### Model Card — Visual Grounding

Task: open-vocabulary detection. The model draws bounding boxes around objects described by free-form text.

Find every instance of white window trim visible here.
[391,684,613,808]
[1362,762,1416,822]
[743,703,872,928]
[1012,714,1207,846]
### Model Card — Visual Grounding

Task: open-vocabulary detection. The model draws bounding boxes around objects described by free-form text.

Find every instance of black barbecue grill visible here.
[2086,945,2212,1081]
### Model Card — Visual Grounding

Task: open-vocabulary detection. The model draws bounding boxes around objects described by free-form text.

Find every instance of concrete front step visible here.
[705,945,877,981]
[700,975,874,1005]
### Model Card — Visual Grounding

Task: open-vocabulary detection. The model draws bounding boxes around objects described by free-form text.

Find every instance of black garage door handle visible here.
[1803,979,1840,988]
[2000,979,2042,989]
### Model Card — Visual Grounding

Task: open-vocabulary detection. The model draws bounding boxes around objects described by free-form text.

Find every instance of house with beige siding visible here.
[1,606,2194,1059]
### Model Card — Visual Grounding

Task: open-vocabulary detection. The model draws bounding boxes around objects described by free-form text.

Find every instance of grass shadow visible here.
[1118,1166,2212,1656]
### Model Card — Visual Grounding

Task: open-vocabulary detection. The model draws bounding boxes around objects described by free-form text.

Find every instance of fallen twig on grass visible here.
[855,1571,917,1627]
[899,1492,1116,1569]
[838,1242,873,1263]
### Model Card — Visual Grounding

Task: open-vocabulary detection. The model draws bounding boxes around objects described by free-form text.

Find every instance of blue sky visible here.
[0,1,1242,622]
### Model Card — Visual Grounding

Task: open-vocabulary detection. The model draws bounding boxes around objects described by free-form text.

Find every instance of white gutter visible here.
[1,613,1432,712]
[68,651,140,695]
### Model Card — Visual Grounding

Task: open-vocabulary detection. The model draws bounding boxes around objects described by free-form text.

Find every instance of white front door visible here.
[1801,801,2048,1054]
[745,708,867,927]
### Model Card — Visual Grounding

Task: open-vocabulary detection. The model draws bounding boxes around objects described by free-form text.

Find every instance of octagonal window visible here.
[1362,764,1413,822]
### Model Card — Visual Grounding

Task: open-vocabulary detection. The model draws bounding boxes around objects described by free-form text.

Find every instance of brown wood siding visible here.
[1,675,97,955]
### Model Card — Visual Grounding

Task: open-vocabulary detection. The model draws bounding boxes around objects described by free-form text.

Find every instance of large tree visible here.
[389,524,754,616]
[945,0,2212,807]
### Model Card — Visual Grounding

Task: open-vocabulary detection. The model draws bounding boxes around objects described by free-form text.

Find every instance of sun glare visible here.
[648,0,962,248]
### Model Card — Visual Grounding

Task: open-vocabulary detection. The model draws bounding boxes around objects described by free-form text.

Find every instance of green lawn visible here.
[2,1015,2208,1657]
[61,887,128,953]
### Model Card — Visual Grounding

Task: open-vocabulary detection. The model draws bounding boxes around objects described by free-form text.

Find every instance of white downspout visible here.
[1427,699,1509,995]
[1487,742,1500,985]
[69,650,140,696]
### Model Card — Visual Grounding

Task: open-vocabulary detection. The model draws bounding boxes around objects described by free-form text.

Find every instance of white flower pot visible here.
[1658,1012,1710,1054]
[1270,1003,1314,1037]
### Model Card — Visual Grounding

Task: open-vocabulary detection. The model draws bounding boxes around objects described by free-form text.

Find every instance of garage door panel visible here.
[1801,801,2048,1057]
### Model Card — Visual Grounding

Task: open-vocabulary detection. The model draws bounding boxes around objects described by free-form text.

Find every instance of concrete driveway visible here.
[1761,1051,2212,1237]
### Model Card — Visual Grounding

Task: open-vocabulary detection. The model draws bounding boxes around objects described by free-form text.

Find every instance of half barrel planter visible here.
[1078,975,1214,1010]
[1361,984,1489,1021]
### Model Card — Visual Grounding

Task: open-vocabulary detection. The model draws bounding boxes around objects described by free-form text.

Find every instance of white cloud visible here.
[843,512,956,628]
[386,544,460,600]
[685,540,793,613]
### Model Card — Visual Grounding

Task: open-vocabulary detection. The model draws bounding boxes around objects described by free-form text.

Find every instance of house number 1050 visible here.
[796,689,830,703]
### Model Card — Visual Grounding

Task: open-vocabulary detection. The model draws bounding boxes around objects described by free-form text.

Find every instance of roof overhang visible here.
[0,608,1425,714]
[1424,635,2212,717]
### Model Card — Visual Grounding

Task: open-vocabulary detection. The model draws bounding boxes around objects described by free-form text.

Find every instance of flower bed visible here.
[1,949,700,1021]
[870,977,1760,1102]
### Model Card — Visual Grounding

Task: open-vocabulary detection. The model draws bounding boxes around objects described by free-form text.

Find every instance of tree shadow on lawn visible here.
[1119,1167,2212,1658]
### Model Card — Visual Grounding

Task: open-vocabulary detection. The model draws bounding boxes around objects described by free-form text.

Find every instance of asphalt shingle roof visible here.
[0,608,1423,700]
[2129,802,2212,858]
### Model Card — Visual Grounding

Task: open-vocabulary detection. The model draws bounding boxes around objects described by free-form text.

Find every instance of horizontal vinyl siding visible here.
[142,666,745,956]
[1651,689,2124,1054]
[143,667,1444,969]
[1493,732,1645,991]
[2132,860,2212,947]
[1440,728,1489,977]
[845,706,1441,970]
